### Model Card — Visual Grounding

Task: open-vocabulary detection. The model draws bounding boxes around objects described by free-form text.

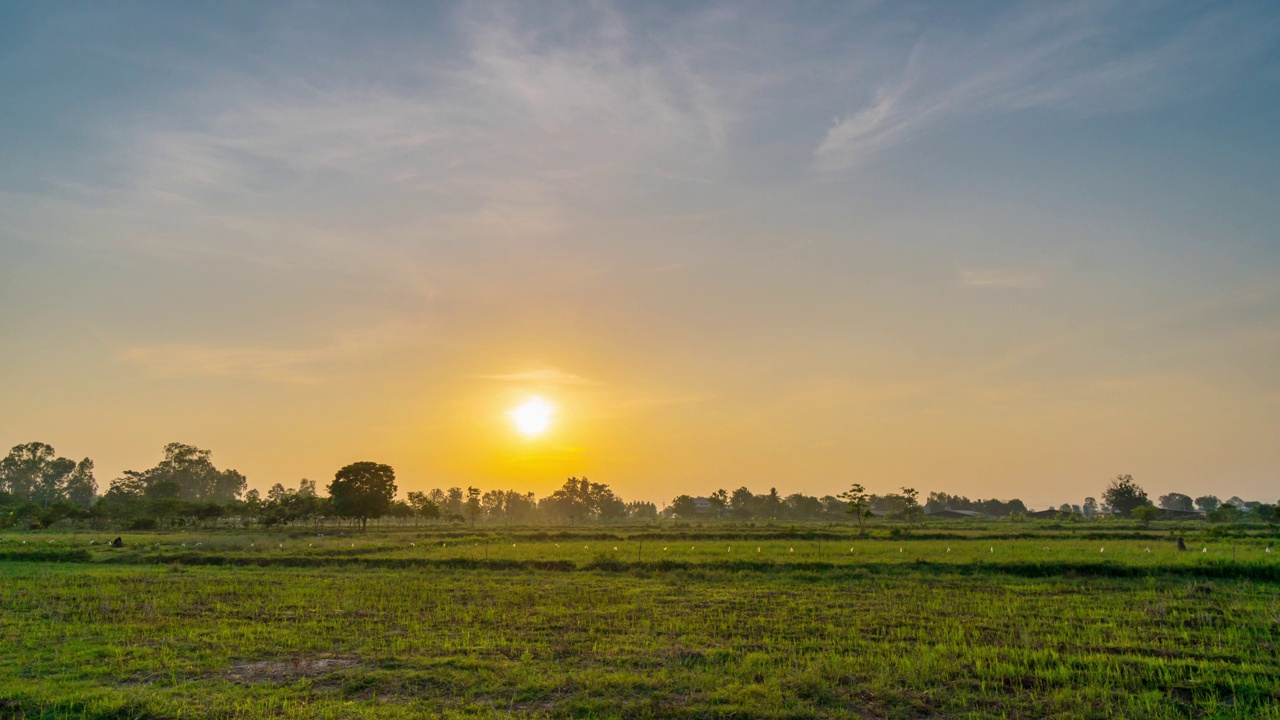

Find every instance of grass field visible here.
[3,524,1279,718]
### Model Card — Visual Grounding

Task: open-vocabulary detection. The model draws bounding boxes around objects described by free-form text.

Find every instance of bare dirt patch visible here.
[226,655,359,685]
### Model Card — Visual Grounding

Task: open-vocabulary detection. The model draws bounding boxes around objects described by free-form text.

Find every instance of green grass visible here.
[3,525,1279,718]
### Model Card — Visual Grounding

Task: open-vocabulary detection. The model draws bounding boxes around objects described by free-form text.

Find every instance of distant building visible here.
[692,497,713,514]
[1157,508,1205,520]
[926,508,986,520]
[1026,509,1068,520]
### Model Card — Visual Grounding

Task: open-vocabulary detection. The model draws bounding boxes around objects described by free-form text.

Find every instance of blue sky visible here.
[2,1,1279,506]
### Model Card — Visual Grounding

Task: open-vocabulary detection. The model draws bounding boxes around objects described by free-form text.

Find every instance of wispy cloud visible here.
[814,2,1278,170]
[471,369,598,386]
[116,321,431,383]
[95,2,730,256]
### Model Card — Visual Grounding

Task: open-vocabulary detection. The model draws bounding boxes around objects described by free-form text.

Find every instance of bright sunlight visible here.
[509,397,554,437]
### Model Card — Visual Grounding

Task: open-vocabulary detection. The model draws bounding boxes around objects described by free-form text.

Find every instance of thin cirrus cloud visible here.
[813,2,1277,171]
[470,369,598,386]
[92,3,731,253]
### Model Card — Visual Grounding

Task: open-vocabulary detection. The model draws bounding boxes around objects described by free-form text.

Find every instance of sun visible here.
[509,396,554,437]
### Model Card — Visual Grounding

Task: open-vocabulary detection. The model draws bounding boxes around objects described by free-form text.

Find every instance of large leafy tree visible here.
[0,442,97,508]
[406,491,441,524]
[1102,474,1151,517]
[328,462,397,530]
[729,487,756,519]
[1158,492,1194,511]
[109,444,245,503]
[538,477,626,523]
[670,494,699,519]
[143,443,246,502]
[1194,495,1220,513]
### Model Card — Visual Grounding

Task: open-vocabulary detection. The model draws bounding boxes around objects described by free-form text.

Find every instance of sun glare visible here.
[509,397,554,437]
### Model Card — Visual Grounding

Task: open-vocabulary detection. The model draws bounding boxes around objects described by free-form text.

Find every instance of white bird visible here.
[1145,548,1151,553]
[756,547,761,552]
[849,548,854,553]
[410,543,415,547]
[989,547,994,554]
[788,548,794,553]
[1100,548,1104,553]
[1202,547,1208,553]
[613,546,618,551]
[946,548,951,553]
[1267,547,1272,553]
[899,547,903,553]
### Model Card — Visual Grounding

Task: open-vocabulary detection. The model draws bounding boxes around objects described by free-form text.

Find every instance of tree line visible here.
[2,441,1275,530]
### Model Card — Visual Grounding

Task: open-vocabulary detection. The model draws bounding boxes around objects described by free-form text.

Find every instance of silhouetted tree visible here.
[1208,503,1240,523]
[759,487,782,518]
[328,462,397,530]
[670,495,699,519]
[1158,493,1193,511]
[406,491,439,525]
[729,487,755,519]
[0,442,97,508]
[839,483,872,532]
[1102,475,1150,518]
[626,500,657,519]
[1082,497,1099,518]
[898,487,924,525]
[538,477,626,524]
[465,486,482,525]
[1194,495,1220,513]
[1132,504,1158,527]
[708,488,728,518]
[122,443,246,502]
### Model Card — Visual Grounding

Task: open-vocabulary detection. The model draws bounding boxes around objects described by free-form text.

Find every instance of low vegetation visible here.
[3,523,1280,719]
[5,440,1279,717]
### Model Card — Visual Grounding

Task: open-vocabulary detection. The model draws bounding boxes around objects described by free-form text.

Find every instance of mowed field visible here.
[3,525,1279,719]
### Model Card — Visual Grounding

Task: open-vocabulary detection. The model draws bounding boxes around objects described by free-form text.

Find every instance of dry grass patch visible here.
[225,654,359,685]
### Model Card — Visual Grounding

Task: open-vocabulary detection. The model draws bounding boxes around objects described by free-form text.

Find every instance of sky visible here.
[2,1,1279,509]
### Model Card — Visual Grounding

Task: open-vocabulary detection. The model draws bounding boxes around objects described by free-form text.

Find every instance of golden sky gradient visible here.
[2,2,1278,508]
